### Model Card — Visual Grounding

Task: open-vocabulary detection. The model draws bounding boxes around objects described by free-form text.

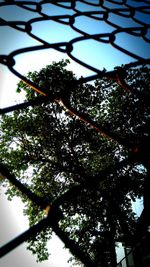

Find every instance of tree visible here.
[0,60,149,266]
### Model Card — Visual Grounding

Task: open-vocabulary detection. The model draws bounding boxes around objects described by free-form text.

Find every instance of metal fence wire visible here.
[0,1,150,267]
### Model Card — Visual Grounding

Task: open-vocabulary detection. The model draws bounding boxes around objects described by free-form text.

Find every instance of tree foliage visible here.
[0,60,149,266]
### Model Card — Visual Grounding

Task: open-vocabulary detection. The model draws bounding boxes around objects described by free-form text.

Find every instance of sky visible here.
[0,0,149,266]
[0,189,73,267]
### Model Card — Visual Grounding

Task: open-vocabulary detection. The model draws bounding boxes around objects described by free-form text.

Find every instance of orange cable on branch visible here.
[58,98,134,149]
[23,75,135,150]
[21,79,48,96]
[106,69,131,93]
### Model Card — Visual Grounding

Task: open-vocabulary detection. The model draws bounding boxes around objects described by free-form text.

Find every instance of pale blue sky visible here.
[0,189,72,267]
[0,0,149,81]
[0,1,149,266]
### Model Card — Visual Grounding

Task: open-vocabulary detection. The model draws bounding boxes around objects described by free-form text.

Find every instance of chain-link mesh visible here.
[0,1,150,266]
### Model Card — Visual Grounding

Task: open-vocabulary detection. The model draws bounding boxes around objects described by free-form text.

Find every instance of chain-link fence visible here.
[0,1,150,267]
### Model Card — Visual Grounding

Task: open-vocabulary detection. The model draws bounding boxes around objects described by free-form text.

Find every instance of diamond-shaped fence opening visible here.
[0,1,150,267]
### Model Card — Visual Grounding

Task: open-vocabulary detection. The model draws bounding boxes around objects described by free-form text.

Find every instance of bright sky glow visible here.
[0,0,148,266]
[0,189,73,267]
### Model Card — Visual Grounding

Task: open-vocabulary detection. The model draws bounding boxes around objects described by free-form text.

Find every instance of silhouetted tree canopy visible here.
[0,60,150,266]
